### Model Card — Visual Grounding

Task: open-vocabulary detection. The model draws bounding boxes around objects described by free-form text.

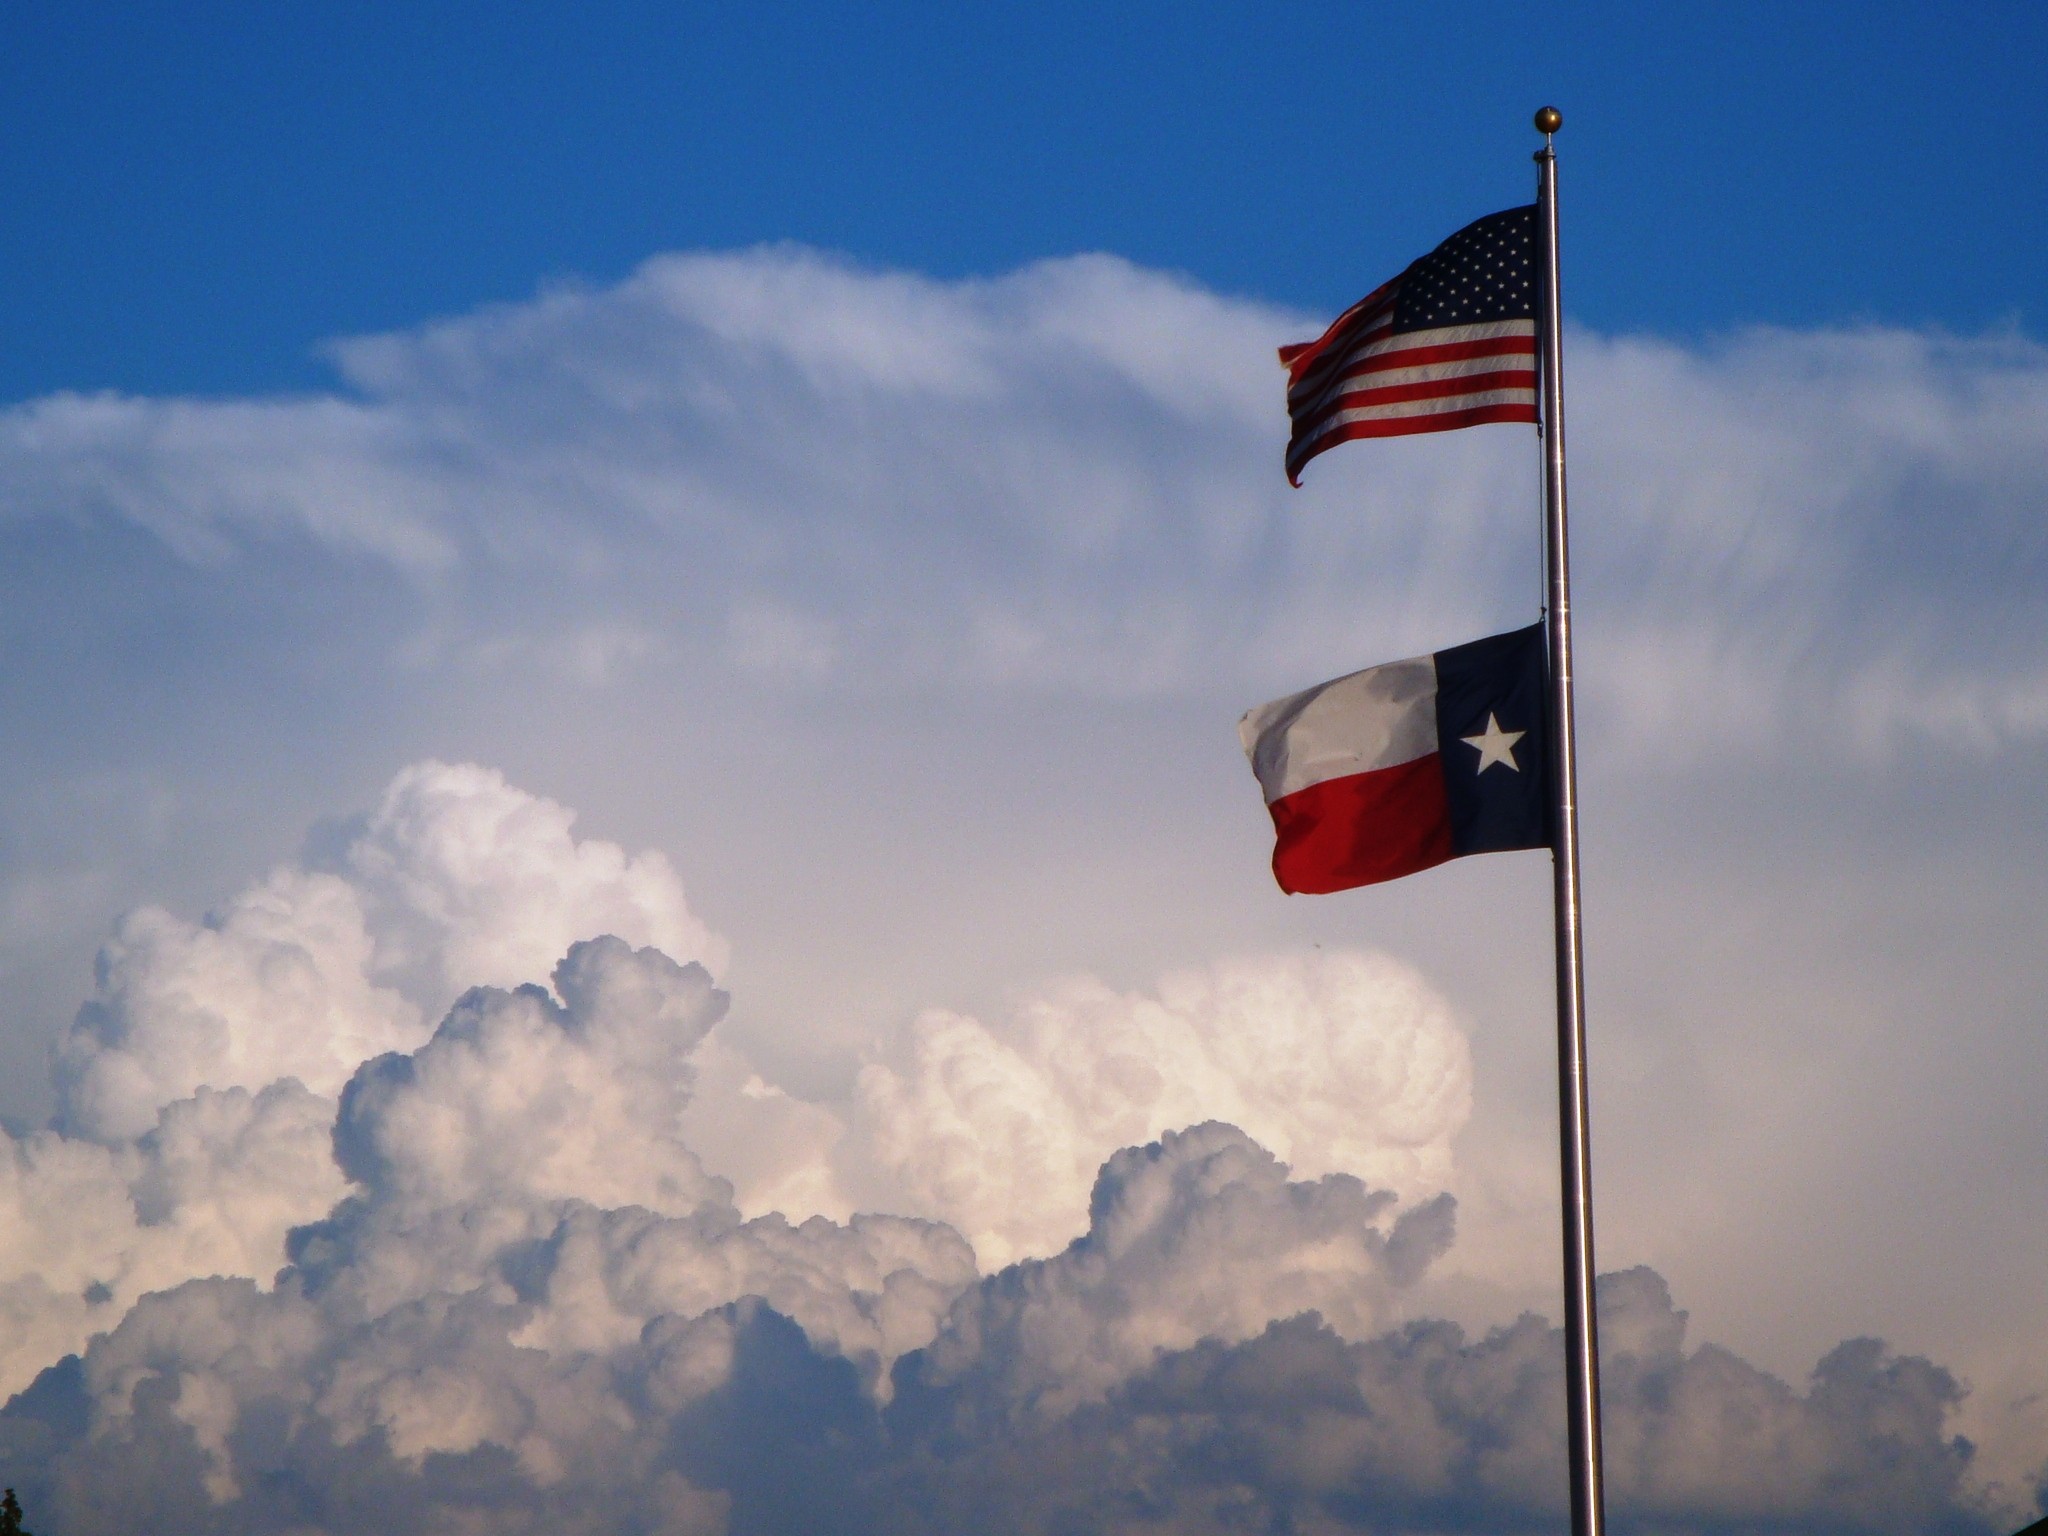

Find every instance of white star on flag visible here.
[1461,713,1525,773]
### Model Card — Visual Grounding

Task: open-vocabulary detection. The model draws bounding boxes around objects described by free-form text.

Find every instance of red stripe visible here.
[1285,403,1539,483]
[1266,754,1453,894]
[1287,336,1531,421]
[1296,368,1538,434]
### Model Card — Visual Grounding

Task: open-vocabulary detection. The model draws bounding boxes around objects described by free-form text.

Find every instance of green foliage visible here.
[0,1487,29,1536]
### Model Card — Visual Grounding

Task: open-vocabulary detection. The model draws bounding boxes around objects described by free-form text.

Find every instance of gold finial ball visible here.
[1533,105,1563,134]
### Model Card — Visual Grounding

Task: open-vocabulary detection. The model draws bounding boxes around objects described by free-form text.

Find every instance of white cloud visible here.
[52,759,722,1145]
[331,759,726,1005]
[0,1080,341,1401]
[5,252,2041,760]
[54,869,414,1144]
[839,952,1470,1267]
[0,950,2018,1534]
[0,762,726,1403]
[910,1122,1457,1414]
[16,925,1464,1529]
[332,937,728,1222]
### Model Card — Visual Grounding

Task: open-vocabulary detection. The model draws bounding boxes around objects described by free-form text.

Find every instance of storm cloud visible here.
[0,246,2042,1530]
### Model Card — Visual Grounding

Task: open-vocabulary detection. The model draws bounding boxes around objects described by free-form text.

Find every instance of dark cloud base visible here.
[3,1269,2025,1536]
[878,1269,2001,1536]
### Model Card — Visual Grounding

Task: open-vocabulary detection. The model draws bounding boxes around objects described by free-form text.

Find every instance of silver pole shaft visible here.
[1535,120,1606,1536]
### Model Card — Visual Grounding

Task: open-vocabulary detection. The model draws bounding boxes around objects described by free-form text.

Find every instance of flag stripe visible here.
[1296,368,1539,433]
[1307,386,1539,425]
[1267,755,1454,894]
[1285,404,1540,477]
[1239,653,1438,803]
[1287,394,1538,475]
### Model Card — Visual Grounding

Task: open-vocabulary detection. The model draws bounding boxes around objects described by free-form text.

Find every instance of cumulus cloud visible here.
[11,930,1458,1532]
[908,1122,1457,1415]
[0,848,2031,1530]
[0,761,724,1401]
[840,953,1470,1266]
[331,937,728,1222]
[0,759,1487,1426]
[54,759,722,1144]
[0,960,1463,1536]
[0,1080,341,1403]
[0,995,2018,1535]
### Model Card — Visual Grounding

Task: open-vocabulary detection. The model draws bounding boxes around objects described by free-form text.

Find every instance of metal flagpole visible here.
[1533,103,1607,1536]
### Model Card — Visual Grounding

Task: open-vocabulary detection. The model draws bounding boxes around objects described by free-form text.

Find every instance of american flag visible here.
[1281,205,1539,485]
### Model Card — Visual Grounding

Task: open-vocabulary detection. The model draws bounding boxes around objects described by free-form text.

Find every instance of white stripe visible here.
[1239,655,1439,804]
[1368,321,1531,352]
[1302,387,1537,442]
[1343,317,1540,364]
[1328,354,1537,393]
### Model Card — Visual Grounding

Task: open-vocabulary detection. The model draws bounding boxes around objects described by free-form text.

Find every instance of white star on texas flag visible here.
[1461,713,1525,773]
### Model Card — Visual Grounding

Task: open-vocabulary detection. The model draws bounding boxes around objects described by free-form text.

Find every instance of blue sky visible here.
[3,0,2043,399]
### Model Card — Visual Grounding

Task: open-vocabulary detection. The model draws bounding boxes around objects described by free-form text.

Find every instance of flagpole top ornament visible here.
[1534,106,1562,135]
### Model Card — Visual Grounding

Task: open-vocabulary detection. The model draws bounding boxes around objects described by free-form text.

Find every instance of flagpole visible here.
[1533,104,1607,1536]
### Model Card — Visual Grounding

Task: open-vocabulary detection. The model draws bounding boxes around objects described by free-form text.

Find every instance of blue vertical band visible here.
[1432,622,1551,857]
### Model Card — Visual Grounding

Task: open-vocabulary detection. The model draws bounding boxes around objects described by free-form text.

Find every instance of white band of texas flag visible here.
[1239,624,1552,894]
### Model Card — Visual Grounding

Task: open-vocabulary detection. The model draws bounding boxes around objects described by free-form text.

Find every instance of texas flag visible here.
[1239,623,1552,894]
